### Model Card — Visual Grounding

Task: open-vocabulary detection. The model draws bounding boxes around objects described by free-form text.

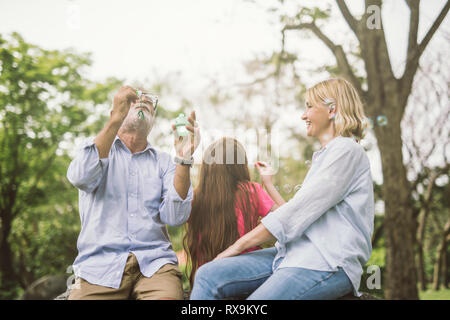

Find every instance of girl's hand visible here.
[254,161,275,186]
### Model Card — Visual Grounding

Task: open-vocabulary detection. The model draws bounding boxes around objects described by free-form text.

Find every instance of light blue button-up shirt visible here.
[261,136,374,296]
[67,136,193,289]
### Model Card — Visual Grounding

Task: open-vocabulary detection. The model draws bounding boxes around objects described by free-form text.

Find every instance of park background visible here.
[0,0,448,300]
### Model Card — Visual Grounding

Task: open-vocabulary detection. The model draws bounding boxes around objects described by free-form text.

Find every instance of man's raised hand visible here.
[111,86,138,123]
[172,110,201,160]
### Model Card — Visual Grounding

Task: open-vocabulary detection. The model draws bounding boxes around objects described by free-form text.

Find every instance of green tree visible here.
[0,32,121,298]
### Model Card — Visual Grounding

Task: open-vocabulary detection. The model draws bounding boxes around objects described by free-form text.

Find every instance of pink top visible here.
[235,182,274,254]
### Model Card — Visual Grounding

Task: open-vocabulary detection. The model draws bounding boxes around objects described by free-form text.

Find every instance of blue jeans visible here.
[190,247,353,300]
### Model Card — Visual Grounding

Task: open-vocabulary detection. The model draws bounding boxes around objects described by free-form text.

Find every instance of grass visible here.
[419,287,450,300]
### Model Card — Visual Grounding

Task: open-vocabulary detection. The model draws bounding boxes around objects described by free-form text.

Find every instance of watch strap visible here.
[174,156,194,167]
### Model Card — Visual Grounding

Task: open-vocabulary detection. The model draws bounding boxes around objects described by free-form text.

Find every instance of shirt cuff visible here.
[168,182,194,203]
[82,136,110,165]
[81,136,96,148]
[261,213,287,244]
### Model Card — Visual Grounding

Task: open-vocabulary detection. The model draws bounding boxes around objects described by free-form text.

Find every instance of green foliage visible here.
[419,288,450,300]
[280,5,331,25]
[179,261,192,292]
[0,32,199,299]
[0,32,119,299]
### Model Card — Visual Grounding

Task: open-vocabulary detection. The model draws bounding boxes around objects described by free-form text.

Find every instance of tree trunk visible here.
[373,101,419,300]
[443,235,449,289]
[441,239,448,289]
[0,209,17,298]
[417,243,427,291]
[415,173,437,291]
[432,219,450,290]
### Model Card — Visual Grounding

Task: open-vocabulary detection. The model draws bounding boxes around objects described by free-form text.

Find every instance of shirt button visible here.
[130,213,135,217]
[130,171,136,176]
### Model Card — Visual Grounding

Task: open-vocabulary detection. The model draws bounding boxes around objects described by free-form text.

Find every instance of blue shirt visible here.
[261,136,374,296]
[67,136,193,289]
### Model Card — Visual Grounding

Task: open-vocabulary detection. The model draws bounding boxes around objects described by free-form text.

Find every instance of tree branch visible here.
[406,0,420,57]
[282,23,366,100]
[418,1,450,55]
[336,0,360,37]
[401,1,450,103]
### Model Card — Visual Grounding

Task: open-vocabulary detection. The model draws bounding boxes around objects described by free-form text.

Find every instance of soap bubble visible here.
[305,160,311,167]
[376,115,388,127]
[364,117,374,130]
[294,184,302,192]
[275,185,280,191]
[283,184,292,193]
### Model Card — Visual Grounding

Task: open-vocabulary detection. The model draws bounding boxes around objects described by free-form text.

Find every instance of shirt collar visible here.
[114,136,156,157]
[312,136,343,161]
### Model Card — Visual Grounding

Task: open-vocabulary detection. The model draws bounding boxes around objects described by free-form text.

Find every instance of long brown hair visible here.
[183,137,260,288]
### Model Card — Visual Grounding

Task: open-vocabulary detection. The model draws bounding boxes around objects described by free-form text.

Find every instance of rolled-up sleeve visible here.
[261,145,363,245]
[67,137,109,193]
[158,158,193,226]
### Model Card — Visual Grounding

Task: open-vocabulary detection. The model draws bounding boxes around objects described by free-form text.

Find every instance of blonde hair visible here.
[305,78,367,141]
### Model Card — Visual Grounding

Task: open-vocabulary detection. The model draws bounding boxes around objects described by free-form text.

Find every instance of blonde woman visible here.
[190,78,374,300]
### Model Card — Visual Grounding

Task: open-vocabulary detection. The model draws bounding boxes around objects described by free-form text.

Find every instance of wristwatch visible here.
[174,156,194,167]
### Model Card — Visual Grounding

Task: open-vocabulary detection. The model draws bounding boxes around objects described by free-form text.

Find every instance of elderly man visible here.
[67,86,200,300]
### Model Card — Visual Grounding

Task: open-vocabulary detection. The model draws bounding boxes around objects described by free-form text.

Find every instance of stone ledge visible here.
[53,289,379,300]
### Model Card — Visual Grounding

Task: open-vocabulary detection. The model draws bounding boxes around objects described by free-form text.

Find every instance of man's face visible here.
[120,96,155,135]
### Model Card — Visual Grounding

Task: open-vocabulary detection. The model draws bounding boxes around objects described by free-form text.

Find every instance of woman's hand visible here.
[213,242,242,261]
[254,161,275,186]
[214,224,276,261]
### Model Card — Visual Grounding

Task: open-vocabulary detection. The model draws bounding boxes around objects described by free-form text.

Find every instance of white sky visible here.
[0,0,280,88]
[1,0,449,185]
[1,0,447,84]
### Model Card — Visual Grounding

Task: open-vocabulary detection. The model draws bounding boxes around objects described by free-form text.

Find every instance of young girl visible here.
[183,137,283,288]
[190,78,374,300]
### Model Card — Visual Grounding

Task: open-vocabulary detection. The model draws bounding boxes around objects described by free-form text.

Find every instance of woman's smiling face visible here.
[301,99,333,138]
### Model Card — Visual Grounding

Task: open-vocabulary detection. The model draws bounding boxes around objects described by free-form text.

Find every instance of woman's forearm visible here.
[235,223,275,252]
[214,219,276,260]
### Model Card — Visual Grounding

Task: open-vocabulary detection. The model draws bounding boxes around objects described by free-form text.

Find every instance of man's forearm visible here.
[94,118,123,159]
[173,164,191,199]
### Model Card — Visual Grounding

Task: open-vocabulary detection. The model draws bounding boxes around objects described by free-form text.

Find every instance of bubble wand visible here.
[136,89,145,120]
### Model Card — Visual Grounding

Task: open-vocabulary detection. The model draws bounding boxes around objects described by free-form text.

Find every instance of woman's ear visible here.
[329,104,336,120]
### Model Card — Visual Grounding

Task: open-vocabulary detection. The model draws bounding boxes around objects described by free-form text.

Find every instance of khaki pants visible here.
[68,253,184,300]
